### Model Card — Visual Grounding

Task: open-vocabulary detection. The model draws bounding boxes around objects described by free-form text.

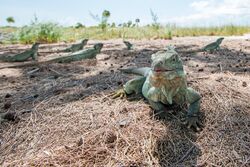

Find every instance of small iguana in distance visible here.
[63,39,88,52]
[123,40,133,50]
[0,43,103,69]
[112,46,202,131]
[183,37,224,53]
[48,43,103,63]
[0,43,40,62]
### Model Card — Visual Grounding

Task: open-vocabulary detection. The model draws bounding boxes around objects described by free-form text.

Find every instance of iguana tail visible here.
[119,67,151,76]
[62,48,71,52]
[0,61,43,69]
[0,56,11,62]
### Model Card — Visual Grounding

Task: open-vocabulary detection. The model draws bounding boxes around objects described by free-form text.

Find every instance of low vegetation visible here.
[1,10,250,44]
[15,22,62,44]
[1,24,250,44]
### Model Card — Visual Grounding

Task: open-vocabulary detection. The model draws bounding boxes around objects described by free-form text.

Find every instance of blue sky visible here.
[1,0,250,27]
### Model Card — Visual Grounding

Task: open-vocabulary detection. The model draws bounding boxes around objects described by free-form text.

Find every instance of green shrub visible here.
[17,22,62,44]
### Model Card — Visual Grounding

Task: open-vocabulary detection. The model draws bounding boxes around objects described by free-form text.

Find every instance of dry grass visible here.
[0,38,250,166]
[1,25,250,44]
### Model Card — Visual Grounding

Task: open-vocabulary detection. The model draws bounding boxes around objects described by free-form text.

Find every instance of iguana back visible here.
[63,39,88,52]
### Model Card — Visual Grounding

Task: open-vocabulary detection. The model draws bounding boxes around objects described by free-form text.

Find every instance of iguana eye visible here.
[172,54,178,61]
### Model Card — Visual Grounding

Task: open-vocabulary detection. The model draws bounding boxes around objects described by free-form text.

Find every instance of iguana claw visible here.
[111,89,127,99]
[183,116,203,131]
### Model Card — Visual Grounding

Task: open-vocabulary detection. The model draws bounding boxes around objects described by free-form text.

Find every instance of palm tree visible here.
[135,18,140,26]
[89,10,111,31]
[102,10,110,19]
[100,10,111,31]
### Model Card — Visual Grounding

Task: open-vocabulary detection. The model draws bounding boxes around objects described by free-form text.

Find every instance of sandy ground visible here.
[0,37,250,166]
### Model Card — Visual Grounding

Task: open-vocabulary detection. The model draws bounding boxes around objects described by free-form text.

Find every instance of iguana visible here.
[123,40,133,50]
[0,43,103,69]
[183,37,224,53]
[0,43,40,62]
[63,39,88,52]
[112,46,202,131]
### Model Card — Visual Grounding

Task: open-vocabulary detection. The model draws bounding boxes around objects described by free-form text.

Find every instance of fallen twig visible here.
[175,145,195,164]
[27,68,40,75]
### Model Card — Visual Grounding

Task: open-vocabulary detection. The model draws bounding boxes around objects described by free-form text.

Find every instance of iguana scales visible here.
[0,43,40,62]
[112,46,202,131]
[0,43,103,69]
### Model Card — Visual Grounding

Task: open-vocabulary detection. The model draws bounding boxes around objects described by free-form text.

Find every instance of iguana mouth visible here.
[153,68,175,72]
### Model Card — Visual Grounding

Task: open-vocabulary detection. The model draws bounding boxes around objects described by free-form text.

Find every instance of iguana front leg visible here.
[184,87,202,131]
[32,52,38,61]
[147,100,173,119]
[112,76,146,98]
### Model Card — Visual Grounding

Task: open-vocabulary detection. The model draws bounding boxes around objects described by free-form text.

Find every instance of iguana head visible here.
[151,48,183,73]
[31,43,40,50]
[150,47,185,80]
[216,37,224,44]
[123,41,132,46]
[81,39,88,45]
[94,43,103,52]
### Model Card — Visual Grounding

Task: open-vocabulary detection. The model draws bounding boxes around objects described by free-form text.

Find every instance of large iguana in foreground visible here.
[0,43,40,62]
[63,39,88,52]
[0,43,103,69]
[183,37,224,53]
[112,46,202,131]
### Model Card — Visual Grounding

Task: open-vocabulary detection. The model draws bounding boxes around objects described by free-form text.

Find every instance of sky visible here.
[1,0,250,27]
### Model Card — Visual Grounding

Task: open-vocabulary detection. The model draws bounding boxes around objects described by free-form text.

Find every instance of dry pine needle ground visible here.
[0,38,250,166]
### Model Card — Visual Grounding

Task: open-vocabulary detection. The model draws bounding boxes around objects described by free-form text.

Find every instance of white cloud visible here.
[168,0,250,26]
[190,0,211,11]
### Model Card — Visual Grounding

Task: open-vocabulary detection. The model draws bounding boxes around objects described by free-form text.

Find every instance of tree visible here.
[100,10,111,30]
[6,17,15,25]
[150,9,160,30]
[75,22,85,29]
[127,21,133,27]
[90,10,111,31]
[122,23,127,27]
[102,10,110,19]
[135,18,140,26]
[31,14,39,25]
[111,22,116,28]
